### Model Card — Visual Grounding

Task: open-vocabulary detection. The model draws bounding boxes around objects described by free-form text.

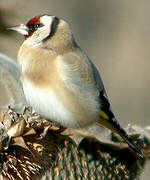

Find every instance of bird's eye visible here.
[25,22,44,38]
[28,23,42,31]
[35,23,42,28]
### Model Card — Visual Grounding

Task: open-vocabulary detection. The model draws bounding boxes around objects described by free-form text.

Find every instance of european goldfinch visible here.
[9,14,143,157]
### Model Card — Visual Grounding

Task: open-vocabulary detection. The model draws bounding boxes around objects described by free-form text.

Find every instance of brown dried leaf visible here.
[7,116,26,138]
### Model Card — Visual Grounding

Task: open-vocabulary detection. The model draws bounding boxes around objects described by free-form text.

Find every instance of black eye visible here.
[28,23,43,31]
[35,23,43,28]
[35,24,40,28]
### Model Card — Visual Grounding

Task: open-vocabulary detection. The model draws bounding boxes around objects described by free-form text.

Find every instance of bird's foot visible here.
[37,124,52,140]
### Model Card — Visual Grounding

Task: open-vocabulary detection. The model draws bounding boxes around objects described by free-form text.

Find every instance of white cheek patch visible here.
[40,15,54,26]
[39,15,55,40]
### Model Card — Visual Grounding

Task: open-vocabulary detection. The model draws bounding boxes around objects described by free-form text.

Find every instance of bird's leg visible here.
[38,126,66,140]
[38,124,52,140]
[4,136,12,150]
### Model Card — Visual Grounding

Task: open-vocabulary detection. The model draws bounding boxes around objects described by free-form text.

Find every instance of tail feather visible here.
[118,129,143,158]
[98,90,143,158]
[99,111,143,158]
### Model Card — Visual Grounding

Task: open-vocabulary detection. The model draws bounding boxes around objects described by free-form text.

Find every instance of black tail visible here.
[99,116,143,158]
[118,128,143,158]
[99,90,143,158]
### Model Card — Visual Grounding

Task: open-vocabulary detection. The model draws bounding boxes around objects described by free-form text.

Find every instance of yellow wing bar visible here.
[99,110,109,120]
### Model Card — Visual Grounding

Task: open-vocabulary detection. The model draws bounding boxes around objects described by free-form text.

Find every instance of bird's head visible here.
[8,15,75,50]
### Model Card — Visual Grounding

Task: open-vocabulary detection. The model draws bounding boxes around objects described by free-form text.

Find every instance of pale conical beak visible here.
[7,24,29,36]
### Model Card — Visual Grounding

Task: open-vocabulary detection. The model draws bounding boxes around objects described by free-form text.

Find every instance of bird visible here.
[8,14,143,158]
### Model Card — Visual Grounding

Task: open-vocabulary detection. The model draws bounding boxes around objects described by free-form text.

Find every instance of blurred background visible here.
[0,0,150,179]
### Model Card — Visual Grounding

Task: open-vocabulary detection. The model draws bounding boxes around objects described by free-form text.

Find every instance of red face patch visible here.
[26,16,40,26]
[25,16,43,39]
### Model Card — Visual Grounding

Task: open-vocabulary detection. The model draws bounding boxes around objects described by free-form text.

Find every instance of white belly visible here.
[22,77,99,128]
[22,78,74,127]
